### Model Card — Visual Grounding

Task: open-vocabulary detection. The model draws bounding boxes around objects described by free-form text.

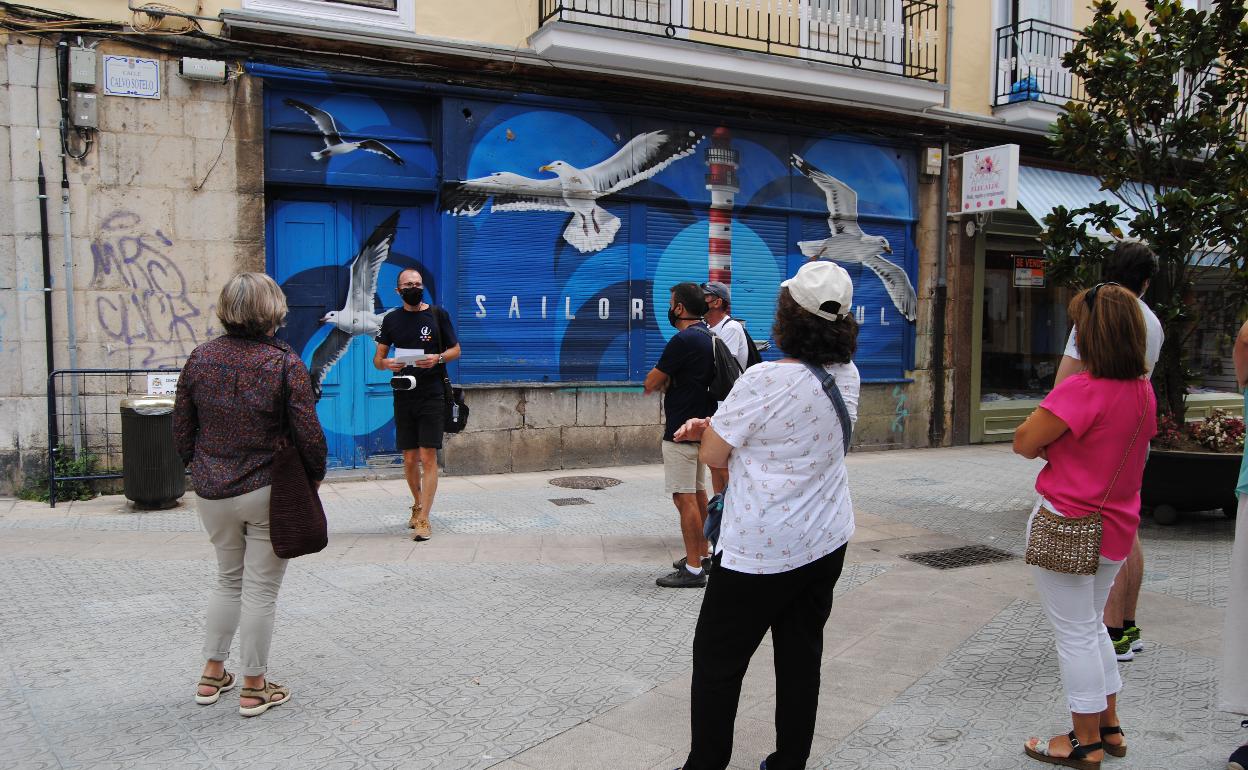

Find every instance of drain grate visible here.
[900,545,1017,570]
[549,475,622,490]
[549,497,591,506]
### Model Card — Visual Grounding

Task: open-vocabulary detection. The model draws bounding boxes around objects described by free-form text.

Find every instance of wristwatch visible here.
[437,354,444,364]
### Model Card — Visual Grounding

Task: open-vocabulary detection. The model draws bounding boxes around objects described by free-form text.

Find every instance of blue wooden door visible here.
[269,193,438,469]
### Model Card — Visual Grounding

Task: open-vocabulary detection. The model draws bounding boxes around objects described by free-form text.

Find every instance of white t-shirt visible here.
[1063,296,1163,376]
[710,360,860,575]
[709,315,749,371]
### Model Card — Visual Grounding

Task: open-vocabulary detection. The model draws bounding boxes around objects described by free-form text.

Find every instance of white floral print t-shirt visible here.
[710,360,860,574]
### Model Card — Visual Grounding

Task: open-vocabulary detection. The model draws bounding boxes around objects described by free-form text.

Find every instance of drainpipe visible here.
[929,0,953,447]
[55,39,81,453]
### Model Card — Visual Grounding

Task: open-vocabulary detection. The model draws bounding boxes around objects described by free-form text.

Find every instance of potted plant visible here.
[1144,410,1243,523]
[1042,0,1248,519]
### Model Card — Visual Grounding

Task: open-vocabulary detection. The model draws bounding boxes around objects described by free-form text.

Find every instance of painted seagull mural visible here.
[790,153,918,322]
[441,129,703,253]
[283,98,406,166]
[309,212,400,400]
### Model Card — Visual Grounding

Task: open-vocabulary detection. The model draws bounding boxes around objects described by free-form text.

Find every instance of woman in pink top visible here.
[1013,283,1157,770]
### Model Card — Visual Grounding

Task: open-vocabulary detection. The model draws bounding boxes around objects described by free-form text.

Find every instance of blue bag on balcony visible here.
[1008,75,1040,103]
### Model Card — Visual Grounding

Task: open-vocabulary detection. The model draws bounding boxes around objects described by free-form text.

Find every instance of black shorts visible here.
[394,397,444,450]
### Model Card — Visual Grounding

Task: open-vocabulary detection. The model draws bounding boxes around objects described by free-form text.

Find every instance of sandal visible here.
[194,670,236,705]
[1024,733,1103,769]
[1099,726,1126,758]
[238,681,290,717]
[408,502,422,529]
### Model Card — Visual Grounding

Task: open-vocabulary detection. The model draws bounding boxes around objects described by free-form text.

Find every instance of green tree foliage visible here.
[1043,0,1248,420]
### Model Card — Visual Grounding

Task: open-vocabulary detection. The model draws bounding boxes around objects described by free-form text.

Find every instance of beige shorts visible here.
[662,439,706,495]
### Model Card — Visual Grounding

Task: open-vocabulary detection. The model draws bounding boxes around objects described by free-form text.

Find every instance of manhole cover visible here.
[549,476,621,490]
[899,545,1016,570]
[549,497,591,506]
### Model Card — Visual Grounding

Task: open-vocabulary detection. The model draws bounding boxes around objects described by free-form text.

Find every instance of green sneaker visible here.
[1112,633,1135,661]
[1124,625,1143,653]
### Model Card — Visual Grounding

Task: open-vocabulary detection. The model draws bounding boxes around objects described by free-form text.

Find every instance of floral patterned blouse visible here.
[173,334,327,500]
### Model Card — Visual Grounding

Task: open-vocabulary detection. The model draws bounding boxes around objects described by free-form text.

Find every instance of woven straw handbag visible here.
[1024,396,1146,575]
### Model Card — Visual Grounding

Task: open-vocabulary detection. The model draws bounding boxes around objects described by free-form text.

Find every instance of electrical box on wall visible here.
[923,147,943,176]
[70,92,98,128]
[179,57,227,83]
[69,47,96,87]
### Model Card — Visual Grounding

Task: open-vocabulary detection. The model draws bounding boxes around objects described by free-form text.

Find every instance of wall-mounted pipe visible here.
[55,39,81,453]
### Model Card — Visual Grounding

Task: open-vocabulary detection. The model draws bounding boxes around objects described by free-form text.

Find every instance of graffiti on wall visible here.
[90,211,214,367]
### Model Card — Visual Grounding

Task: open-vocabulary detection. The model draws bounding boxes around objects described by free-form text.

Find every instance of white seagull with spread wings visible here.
[309,213,399,399]
[791,153,918,322]
[441,129,702,253]
[284,98,406,166]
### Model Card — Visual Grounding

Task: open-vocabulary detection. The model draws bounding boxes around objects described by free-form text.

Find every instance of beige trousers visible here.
[197,485,289,677]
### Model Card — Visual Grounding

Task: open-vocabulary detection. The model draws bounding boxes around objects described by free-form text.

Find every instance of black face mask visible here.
[667,307,681,328]
[400,288,423,306]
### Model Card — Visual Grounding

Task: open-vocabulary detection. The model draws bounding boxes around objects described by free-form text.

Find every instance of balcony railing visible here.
[993,19,1084,108]
[538,0,943,82]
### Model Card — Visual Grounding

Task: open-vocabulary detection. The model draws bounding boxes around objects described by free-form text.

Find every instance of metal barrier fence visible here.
[46,368,181,507]
[538,0,942,81]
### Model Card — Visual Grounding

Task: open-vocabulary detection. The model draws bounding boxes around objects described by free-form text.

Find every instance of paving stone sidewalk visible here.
[0,445,1239,769]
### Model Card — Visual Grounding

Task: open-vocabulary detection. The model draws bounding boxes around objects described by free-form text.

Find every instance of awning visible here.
[1016,166,1228,267]
[1016,166,1141,240]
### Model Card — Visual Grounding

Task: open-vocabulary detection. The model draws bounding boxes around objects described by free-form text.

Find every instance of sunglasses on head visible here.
[1084,281,1121,311]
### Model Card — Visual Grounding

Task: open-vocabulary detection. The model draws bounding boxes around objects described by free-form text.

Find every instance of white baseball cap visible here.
[781,261,854,321]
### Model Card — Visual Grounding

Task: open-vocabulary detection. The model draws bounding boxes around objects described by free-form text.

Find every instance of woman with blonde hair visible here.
[1013,282,1157,769]
[174,272,327,717]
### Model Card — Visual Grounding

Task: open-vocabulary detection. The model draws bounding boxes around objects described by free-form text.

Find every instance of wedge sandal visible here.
[1099,726,1126,758]
[1024,733,1103,770]
[194,671,236,705]
[238,681,290,717]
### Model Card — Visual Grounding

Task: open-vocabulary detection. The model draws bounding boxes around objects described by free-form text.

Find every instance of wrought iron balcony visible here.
[993,19,1084,108]
[538,0,943,82]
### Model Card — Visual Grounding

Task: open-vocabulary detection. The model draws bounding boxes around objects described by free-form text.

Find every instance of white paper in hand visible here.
[392,347,425,365]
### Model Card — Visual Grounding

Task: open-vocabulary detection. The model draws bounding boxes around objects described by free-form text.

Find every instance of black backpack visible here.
[692,324,743,402]
[734,319,764,369]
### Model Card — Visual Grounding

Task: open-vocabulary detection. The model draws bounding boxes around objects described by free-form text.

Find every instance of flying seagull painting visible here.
[309,212,400,400]
[790,153,918,322]
[441,129,703,253]
[283,98,406,166]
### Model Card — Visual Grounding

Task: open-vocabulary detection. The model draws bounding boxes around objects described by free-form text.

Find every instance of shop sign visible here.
[102,56,160,99]
[1013,255,1046,288]
[146,373,179,395]
[962,144,1019,213]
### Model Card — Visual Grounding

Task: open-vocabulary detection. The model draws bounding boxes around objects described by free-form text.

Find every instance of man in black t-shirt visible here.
[644,282,716,588]
[374,268,461,541]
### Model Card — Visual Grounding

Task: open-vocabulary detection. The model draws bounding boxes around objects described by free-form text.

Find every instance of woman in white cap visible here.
[671,261,860,770]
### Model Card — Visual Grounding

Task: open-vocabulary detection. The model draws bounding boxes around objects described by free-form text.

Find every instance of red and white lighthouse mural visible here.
[705,127,740,285]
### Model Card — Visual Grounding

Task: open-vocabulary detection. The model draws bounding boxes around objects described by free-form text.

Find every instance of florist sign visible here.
[961,144,1019,212]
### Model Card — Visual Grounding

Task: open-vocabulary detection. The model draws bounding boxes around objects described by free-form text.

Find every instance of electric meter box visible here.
[69,47,96,87]
[70,92,98,129]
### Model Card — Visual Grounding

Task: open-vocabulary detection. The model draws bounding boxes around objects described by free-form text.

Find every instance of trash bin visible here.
[120,396,185,509]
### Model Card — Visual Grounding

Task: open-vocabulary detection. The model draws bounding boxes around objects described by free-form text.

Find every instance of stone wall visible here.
[0,38,263,493]
[443,386,664,474]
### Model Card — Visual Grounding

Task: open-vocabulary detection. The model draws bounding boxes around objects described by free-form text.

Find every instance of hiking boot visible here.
[411,510,431,541]
[656,568,707,588]
[672,555,711,571]
[408,502,422,530]
[1124,625,1144,653]
[1111,633,1134,661]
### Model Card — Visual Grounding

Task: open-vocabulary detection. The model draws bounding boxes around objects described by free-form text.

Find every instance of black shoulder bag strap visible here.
[801,362,853,455]
[428,305,454,403]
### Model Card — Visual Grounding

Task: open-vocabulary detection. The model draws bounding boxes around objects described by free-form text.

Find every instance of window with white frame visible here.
[993,0,1075,104]
[242,0,414,31]
[799,0,905,75]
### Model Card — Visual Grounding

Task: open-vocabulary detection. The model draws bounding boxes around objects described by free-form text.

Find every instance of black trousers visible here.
[683,545,847,770]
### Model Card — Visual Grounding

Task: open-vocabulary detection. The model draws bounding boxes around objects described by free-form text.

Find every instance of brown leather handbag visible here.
[268,353,328,559]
